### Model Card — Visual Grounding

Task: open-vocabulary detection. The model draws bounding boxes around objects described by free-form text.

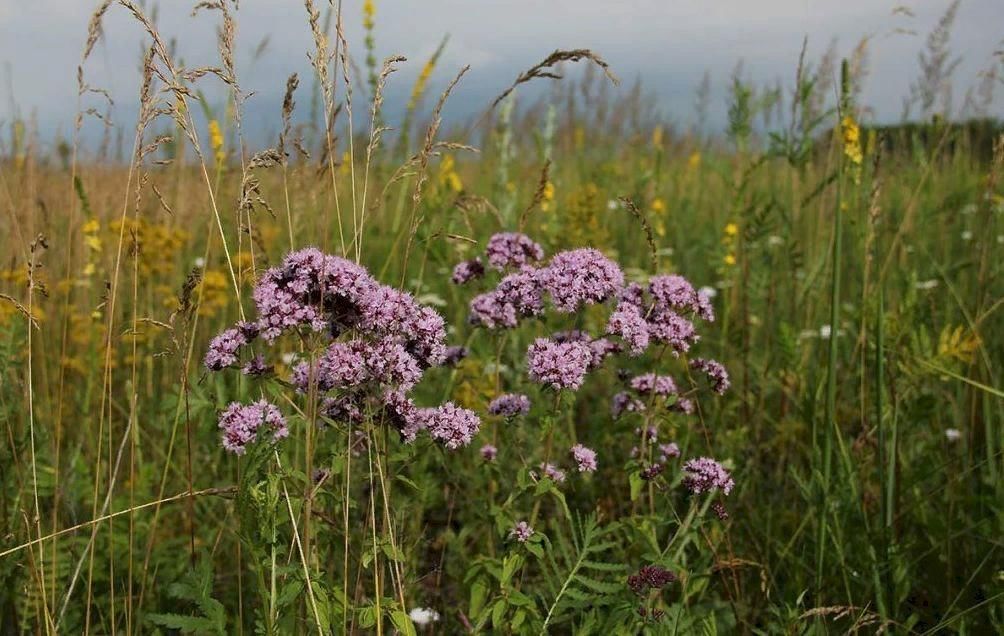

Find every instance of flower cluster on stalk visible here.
[205,247,480,453]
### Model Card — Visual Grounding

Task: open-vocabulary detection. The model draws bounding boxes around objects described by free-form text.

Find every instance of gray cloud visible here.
[1,0,1000,146]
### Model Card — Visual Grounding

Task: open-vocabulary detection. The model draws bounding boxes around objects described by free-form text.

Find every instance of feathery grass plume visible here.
[908,0,961,119]
[618,197,658,273]
[490,49,619,109]
[517,160,551,232]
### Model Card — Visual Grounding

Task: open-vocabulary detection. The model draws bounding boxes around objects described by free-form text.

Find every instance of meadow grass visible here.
[0,1,1001,633]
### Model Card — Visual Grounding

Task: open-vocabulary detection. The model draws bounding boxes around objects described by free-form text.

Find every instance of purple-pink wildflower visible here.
[690,358,730,394]
[218,400,288,455]
[658,443,680,462]
[711,501,729,521]
[488,393,531,418]
[682,457,735,496]
[540,462,567,483]
[640,463,664,480]
[649,275,700,314]
[469,268,543,329]
[321,395,365,424]
[242,354,272,377]
[486,232,544,270]
[570,444,598,473]
[541,248,624,313]
[672,397,695,415]
[526,338,592,390]
[630,373,678,397]
[510,521,534,543]
[587,338,621,369]
[205,327,247,371]
[417,402,481,450]
[627,565,676,595]
[381,390,422,443]
[647,307,699,354]
[606,302,650,355]
[636,426,659,443]
[480,444,498,462]
[611,392,646,419]
[442,345,469,367]
[451,257,484,284]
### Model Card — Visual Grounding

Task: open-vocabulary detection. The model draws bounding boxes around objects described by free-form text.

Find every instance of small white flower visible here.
[767,235,784,247]
[819,325,832,339]
[915,279,939,291]
[280,352,298,366]
[945,428,961,442]
[606,199,619,211]
[408,607,440,626]
[698,285,717,299]
[961,203,976,215]
[194,257,206,269]
[961,230,973,241]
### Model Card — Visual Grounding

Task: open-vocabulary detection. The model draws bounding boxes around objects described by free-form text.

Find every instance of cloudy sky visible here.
[1,0,1001,145]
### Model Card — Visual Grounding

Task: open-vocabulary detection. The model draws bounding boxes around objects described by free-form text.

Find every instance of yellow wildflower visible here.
[408,58,435,111]
[651,198,666,215]
[651,125,664,149]
[198,270,230,318]
[208,119,225,166]
[841,115,863,167]
[687,151,702,171]
[438,155,463,193]
[540,181,555,212]
[362,0,375,30]
[724,222,739,238]
[724,253,736,266]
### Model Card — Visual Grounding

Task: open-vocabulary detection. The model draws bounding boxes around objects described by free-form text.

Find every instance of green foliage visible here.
[147,557,227,635]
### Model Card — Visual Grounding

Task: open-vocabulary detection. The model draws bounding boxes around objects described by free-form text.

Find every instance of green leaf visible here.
[630,472,644,501]
[390,610,417,636]
[469,578,490,619]
[148,613,219,633]
[501,553,524,588]
[491,598,508,627]
[526,541,545,560]
[358,605,377,629]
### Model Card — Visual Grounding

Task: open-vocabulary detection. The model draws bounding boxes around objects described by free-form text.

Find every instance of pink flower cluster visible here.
[570,444,598,473]
[630,373,678,397]
[682,457,735,496]
[488,393,531,418]
[467,234,623,329]
[510,520,534,543]
[690,358,731,395]
[541,248,624,313]
[206,248,480,453]
[526,338,593,391]
[605,274,716,358]
[451,234,727,402]
[451,257,484,285]
[486,232,544,270]
[218,400,289,455]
